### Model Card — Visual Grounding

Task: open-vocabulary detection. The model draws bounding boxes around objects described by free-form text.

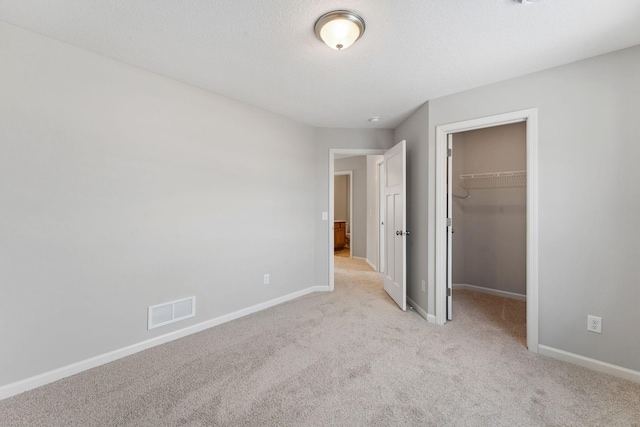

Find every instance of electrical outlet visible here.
[321,212,328,221]
[263,274,270,285]
[587,315,602,333]
[421,280,426,292]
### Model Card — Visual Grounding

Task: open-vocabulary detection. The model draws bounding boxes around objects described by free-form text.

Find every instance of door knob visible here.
[404,231,410,236]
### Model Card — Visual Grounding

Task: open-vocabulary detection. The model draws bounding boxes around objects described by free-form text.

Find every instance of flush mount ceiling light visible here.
[314,10,365,50]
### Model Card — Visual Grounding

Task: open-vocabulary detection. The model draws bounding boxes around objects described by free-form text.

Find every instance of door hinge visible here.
[447,148,452,157]
[447,288,451,297]
[447,218,452,227]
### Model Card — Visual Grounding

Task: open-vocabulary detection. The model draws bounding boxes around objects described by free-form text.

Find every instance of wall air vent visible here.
[148,296,196,330]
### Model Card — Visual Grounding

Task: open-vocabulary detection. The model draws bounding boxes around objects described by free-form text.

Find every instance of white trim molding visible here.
[0,286,330,400]
[539,345,640,384]
[435,108,539,353]
[365,258,377,271]
[453,284,526,301]
[407,296,435,323]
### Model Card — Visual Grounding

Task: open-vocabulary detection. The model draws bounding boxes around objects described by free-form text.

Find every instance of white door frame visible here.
[334,170,353,259]
[377,158,385,274]
[329,149,386,291]
[435,108,539,353]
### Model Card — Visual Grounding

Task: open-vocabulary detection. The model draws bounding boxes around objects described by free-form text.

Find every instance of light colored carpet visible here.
[1,257,639,426]
[334,248,350,258]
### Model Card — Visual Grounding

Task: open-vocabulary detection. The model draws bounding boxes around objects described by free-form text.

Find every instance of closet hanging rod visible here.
[459,170,526,190]
[459,170,526,180]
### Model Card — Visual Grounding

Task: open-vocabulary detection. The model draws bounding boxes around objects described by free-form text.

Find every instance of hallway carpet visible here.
[1,257,639,426]
[334,247,350,258]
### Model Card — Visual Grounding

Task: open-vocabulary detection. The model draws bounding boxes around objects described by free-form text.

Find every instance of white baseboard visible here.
[407,297,436,323]
[0,285,330,400]
[538,345,640,384]
[365,258,377,271]
[453,283,526,301]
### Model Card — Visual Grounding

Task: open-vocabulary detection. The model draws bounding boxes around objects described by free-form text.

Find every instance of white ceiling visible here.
[1,0,640,128]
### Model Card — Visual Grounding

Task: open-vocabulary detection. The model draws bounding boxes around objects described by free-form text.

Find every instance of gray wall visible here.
[366,155,384,269]
[0,23,316,387]
[334,174,349,224]
[452,123,527,295]
[314,129,395,288]
[396,45,640,372]
[5,18,638,391]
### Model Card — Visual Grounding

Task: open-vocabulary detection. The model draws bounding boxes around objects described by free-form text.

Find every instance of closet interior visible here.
[451,122,527,302]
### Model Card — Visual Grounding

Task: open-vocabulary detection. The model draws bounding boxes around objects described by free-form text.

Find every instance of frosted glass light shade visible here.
[315,11,365,50]
[320,18,360,50]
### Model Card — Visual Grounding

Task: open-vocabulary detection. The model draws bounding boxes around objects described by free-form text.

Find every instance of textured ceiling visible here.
[1,0,640,128]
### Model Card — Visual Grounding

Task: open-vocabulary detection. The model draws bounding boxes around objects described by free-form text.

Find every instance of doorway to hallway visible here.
[328,142,407,311]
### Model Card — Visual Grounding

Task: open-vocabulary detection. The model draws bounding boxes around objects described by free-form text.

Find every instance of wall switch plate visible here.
[263,274,270,285]
[421,280,426,292]
[322,212,328,221]
[587,315,602,333]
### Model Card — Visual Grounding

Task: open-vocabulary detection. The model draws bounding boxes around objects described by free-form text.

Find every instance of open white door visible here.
[383,140,407,311]
[447,134,453,320]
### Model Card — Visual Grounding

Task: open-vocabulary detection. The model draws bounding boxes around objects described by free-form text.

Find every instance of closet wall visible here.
[452,122,526,296]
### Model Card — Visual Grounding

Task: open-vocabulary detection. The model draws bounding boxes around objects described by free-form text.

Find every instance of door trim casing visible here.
[377,159,385,274]
[435,108,539,353]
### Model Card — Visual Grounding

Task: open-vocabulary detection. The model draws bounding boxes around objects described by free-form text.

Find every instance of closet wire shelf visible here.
[460,170,526,190]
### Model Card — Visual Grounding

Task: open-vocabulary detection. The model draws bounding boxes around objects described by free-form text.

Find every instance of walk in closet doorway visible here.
[435,108,539,353]
[450,123,528,345]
